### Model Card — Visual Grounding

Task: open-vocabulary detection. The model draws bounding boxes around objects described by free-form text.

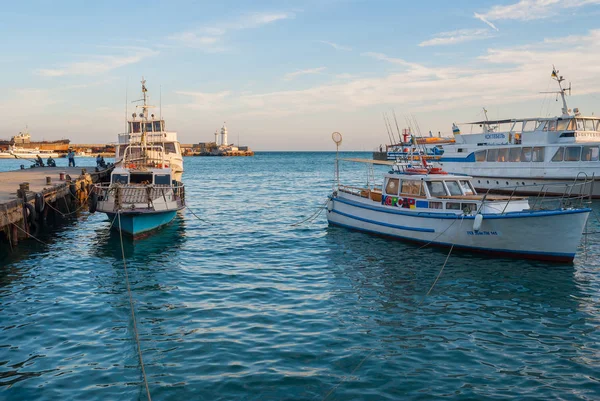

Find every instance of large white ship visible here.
[428,67,600,197]
[115,79,183,175]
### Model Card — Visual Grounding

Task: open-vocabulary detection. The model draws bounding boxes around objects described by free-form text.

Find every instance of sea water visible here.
[1,153,599,400]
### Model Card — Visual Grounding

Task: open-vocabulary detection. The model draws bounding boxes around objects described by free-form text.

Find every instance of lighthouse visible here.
[220,123,228,147]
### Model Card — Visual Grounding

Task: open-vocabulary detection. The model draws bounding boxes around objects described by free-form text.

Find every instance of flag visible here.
[452,123,461,135]
[551,70,557,78]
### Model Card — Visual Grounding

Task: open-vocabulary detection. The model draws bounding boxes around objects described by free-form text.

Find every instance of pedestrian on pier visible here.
[68,149,76,167]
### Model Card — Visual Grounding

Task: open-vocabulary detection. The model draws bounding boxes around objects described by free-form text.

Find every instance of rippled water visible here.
[1,153,600,400]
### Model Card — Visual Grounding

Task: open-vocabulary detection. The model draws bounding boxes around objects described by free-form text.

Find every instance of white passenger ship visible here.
[429,67,600,197]
[115,79,184,175]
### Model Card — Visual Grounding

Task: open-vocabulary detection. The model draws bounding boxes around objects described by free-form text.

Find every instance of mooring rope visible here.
[185,205,212,225]
[116,211,152,401]
[10,222,47,246]
[321,350,374,401]
[3,206,14,252]
[45,188,91,217]
[290,199,328,227]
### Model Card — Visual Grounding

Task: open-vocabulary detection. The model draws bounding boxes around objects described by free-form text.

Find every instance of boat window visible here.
[556,119,571,131]
[577,119,585,131]
[551,147,564,162]
[401,180,424,196]
[459,180,475,195]
[445,181,463,196]
[567,119,576,130]
[130,173,153,184]
[582,146,599,161]
[385,178,399,195]
[128,122,133,133]
[565,146,581,161]
[584,119,597,131]
[496,148,508,162]
[521,147,533,162]
[154,174,171,185]
[165,143,176,153]
[111,174,128,184]
[132,122,141,133]
[547,121,557,131]
[475,150,486,162]
[462,203,477,213]
[486,148,499,162]
[446,202,461,210]
[426,181,447,197]
[153,121,162,132]
[144,122,153,133]
[536,121,547,131]
[522,121,535,132]
[428,201,443,209]
[532,147,545,162]
[508,147,521,162]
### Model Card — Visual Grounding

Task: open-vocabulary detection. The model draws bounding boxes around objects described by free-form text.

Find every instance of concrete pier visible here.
[0,166,112,246]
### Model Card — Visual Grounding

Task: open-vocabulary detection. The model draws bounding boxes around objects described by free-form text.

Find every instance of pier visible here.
[0,166,112,246]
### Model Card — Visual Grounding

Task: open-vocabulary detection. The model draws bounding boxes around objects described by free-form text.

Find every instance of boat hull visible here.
[106,210,178,239]
[327,193,590,262]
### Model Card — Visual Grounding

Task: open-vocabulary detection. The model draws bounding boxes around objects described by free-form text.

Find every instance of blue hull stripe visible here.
[107,211,177,236]
[333,196,591,220]
[331,209,435,232]
[328,220,575,261]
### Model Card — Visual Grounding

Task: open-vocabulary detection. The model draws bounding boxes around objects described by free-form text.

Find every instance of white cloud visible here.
[420,29,494,47]
[318,40,352,51]
[475,0,600,29]
[36,47,158,77]
[168,11,295,51]
[283,67,326,81]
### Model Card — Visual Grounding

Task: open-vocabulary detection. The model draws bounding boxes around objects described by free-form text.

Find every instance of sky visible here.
[1,0,600,150]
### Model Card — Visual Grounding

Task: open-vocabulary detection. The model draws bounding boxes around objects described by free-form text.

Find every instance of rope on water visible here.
[291,199,328,227]
[116,211,152,401]
[321,350,373,401]
[185,205,212,225]
[420,243,455,305]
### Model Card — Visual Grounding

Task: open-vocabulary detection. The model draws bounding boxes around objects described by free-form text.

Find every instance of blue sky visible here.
[2,0,600,150]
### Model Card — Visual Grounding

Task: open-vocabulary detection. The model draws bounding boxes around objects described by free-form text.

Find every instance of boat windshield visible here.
[445,181,463,196]
[459,180,474,195]
[426,181,447,197]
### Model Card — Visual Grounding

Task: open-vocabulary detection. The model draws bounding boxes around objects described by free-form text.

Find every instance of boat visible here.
[91,80,185,238]
[326,134,591,262]
[115,79,184,175]
[424,66,600,197]
[0,145,60,159]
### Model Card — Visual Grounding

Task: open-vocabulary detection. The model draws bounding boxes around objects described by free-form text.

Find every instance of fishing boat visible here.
[91,80,185,238]
[425,66,600,197]
[115,79,184,175]
[327,133,591,262]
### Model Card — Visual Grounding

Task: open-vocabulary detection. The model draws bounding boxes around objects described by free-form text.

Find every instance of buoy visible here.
[473,213,483,231]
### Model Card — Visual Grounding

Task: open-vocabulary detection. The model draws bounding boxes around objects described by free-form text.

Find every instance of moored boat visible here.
[327,135,592,262]
[425,67,600,197]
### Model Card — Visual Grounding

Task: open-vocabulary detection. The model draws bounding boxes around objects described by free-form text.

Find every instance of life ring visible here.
[89,191,98,213]
[429,167,447,174]
[35,192,45,213]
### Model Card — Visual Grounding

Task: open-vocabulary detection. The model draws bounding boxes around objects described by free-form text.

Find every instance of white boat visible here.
[424,67,600,197]
[327,140,591,262]
[115,79,184,175]
[0,145,59,159]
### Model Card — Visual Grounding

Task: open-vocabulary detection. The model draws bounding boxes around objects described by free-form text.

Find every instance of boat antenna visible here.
[125,78,128,137]
[159,84,162,121]
[332,132,343,189]
[540,65,571,117]
[392,110,402,142]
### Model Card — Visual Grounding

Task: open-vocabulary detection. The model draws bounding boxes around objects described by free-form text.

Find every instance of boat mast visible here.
[546,66,571,117]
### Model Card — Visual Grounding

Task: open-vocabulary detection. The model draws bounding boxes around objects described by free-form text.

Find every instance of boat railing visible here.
[338,185,382,200]
[93,181,185,209]
[479,178,593,215]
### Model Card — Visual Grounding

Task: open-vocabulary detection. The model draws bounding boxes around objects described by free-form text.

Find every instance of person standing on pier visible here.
[68,149,76,167]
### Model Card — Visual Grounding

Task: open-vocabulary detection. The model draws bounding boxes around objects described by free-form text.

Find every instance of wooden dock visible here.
[0,166,112,246]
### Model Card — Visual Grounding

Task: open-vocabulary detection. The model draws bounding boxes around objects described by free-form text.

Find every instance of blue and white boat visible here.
[91,79,185,238]
[91,144,185,238]
[327,151,591,262]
